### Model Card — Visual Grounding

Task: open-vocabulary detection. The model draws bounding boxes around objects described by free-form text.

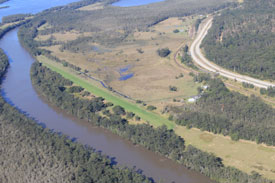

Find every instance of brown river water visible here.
[0,4,213,182]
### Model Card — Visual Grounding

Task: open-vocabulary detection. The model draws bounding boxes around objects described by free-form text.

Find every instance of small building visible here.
[203,85,208,89]
[188,98,196,103]
[188,95,201,103]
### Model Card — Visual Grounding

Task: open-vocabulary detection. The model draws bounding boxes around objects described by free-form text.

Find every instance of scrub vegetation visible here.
[174,73,275,146]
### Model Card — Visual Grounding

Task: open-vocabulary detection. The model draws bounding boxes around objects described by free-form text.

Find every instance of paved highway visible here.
[190,18,275,89]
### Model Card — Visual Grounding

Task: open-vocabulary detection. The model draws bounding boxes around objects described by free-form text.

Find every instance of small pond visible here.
[119,65,134,81]
[120,73,134,81]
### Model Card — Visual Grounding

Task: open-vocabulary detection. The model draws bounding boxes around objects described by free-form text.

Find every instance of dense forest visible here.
[31,62,274,183]
[174,73,275,145]
[0,50,152,183]
[202,0,275,80]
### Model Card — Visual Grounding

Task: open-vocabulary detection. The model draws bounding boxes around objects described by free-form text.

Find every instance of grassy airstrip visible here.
[39,55,275,180]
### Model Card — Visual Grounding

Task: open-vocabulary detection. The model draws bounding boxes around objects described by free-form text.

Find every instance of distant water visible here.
[0,0,79,21]
[112,0,164,7]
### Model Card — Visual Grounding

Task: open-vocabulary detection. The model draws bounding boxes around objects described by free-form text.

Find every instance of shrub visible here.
[136,100,143,104]
[173,29,180,33]
[126,112,135,119]
[135,116,141,121]
[147,105,157,111]
[68,86,84,93]
[169,85,177,92]
[136,48,144,54]
[112,105,126,115]
[157,48,171,57]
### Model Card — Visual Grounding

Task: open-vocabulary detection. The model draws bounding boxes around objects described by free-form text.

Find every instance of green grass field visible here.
[40,59,175,129]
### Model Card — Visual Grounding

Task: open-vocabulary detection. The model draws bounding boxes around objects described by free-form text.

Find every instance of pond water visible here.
[119,65,134,81]
[112,0,164,7]
[120,73,134,80]
[119,65,131,73]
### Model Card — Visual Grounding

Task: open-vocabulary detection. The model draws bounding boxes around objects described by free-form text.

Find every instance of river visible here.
[0,1,212,183]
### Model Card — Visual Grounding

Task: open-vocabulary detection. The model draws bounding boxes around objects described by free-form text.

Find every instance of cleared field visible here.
[37,16,201,106]
[175,126,275,179]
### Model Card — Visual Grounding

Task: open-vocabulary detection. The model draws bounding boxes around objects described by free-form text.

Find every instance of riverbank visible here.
[0,47,152,183]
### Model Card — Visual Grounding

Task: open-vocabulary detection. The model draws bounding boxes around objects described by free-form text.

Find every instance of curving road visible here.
[190,18,275,89]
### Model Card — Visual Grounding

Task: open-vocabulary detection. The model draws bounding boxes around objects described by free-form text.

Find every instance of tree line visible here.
[2,14,32,24]
[260,87,275,98]
[175,73,275,145]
